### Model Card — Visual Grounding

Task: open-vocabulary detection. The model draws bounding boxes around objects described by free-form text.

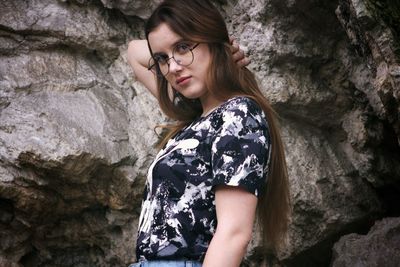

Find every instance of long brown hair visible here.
[145,0,291,253]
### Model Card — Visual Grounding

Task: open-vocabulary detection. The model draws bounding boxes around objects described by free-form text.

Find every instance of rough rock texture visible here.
[331,217,400,267]
[0,0,399,266]
[336,0,400,187]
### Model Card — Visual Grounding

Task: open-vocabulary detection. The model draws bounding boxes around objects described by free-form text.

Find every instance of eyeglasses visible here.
[148,43,200,77]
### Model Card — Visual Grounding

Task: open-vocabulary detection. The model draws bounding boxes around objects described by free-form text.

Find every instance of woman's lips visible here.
[176,76,191,85]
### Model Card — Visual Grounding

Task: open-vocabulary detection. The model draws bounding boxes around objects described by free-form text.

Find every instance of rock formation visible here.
[0,0,399,266]
[331,217,400,267]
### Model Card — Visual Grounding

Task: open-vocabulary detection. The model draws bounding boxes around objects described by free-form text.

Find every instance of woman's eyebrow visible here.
[171,38,186,47]
[152,38,187,57]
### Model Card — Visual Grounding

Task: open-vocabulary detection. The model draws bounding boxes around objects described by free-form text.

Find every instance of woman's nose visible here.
[168,58,183,73]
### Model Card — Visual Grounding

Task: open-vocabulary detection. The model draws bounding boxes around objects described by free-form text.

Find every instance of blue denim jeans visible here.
[128,260,202,267]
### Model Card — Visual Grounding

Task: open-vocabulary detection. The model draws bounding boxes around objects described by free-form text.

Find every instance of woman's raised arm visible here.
[127,40,158,98]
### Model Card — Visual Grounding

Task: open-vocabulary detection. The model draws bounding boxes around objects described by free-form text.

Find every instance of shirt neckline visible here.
[200,95,247,119]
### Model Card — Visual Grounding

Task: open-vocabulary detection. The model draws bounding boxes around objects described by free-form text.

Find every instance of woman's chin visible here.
[179,91,204,100]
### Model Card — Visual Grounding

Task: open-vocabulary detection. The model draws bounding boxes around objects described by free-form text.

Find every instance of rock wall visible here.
[331,217,400,267]
[0,0,399,266]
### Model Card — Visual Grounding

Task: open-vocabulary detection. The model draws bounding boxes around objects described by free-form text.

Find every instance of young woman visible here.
[127,1,290,266]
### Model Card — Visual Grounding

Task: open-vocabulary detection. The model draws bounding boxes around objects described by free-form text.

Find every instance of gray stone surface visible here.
[99,0,163,18]
[0,0,399,266]
[331,217,400,267]
[0,0,132,61]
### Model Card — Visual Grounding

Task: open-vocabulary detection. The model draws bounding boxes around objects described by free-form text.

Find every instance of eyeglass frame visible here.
[147,43,200,77]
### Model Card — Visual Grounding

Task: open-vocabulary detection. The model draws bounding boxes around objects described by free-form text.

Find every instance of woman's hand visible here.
[230,37,250,67]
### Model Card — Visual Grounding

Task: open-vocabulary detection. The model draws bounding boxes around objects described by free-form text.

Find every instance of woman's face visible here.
[148,23,212,101]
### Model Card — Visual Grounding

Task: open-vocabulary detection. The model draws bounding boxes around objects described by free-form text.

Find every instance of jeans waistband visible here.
[129,260,202,267]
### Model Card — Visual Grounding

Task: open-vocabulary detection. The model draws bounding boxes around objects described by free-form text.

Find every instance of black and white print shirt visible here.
[136,96,271,262]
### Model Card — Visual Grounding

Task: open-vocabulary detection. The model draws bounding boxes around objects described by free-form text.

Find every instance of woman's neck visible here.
[199,92,224,117]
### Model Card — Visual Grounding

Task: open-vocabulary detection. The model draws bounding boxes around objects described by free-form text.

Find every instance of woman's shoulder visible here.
[216,96,266,120]
[208,95,269,130]
[222,96,262,113]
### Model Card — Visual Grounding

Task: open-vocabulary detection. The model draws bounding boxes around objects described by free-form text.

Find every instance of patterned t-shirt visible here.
[136,96,271,262]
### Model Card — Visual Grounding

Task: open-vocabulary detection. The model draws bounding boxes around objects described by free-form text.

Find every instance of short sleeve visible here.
[211,99,271,197]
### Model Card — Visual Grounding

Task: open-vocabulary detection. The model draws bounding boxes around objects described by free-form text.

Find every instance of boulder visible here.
[331,217,400,267]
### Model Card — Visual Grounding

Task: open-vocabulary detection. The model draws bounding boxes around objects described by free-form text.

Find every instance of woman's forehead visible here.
[148,23,183,53]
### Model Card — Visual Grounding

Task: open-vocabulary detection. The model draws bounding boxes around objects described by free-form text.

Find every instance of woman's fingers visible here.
[237,57,250,67]
[232,49,245,62]
[230,36,251,67]
[230,38,239,53]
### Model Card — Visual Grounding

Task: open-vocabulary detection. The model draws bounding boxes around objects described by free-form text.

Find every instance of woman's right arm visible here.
[127,40,158,98]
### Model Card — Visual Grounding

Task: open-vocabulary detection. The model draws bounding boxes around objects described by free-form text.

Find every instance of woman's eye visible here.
[175,43,191,54]
[154,56,168,65]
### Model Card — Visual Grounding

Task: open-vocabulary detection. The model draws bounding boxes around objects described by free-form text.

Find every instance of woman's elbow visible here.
[237,230,252,249]
[217,226,253,250]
